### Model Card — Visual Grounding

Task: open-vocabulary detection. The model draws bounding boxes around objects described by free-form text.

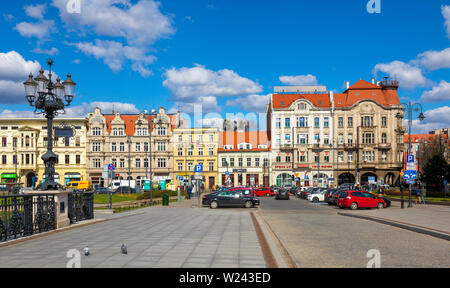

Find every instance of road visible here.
[258,196,450,268]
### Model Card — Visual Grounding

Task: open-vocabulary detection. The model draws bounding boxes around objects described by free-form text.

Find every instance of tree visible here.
[421,154,450,192]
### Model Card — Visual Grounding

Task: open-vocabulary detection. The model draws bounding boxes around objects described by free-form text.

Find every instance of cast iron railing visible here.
[0,194,56,242]
[68,192,94,224]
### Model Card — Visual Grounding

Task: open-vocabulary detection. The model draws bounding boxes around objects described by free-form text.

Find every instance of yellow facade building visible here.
[0,117,87,188]
[173,128,219,190]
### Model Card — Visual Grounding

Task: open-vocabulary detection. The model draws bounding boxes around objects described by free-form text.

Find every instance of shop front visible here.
[64,173,81,185]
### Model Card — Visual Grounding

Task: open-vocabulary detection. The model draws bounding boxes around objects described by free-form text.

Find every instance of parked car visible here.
[275,189,290,200]
[325,189,337,201]
[282,184,294,194]
[338,183,354,189]
[95,186,113,194]
[327,189,344,205]
[227,187,254,197]
[337,191,387,210]
[307,189,327,203]
[254,187,274,197]
[202,190,260,209]
[115,186,136,194]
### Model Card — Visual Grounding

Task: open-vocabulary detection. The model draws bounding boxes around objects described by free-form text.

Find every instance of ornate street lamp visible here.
[23,59,76,190]
[400,101,425,208]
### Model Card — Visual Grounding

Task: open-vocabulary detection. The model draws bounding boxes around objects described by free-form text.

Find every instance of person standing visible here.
[421,185,426,204]
[415,185,422,205]
[187,185,192,200]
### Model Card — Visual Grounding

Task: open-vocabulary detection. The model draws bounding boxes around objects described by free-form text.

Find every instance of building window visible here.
[348,134,353,145]
[298,103,306,110]
[119,143,125,152]
[111,143,117,152]
[188,148,193,156]
[338,117,344,128]
[2,137,7,147]
[177,162,183,171]
[76,155,81,165]
[338,152,344,162]
[230,158,235,167]
[2,155,7,165]
[276,156,281,163]
[178,135,182,142]
[263,158,269,167]
[362,116,373,127]
[92,158,101,168]
[178,147,183,156]
[208,147,214,156]
[324,153,330,163]
[382,133,387,144]
[144,142,149,152]
[255,158,260,167]
[222,158,227,167]
[65,155,70,165]
[118,128,124,136]
[120,159,125,168]
[382,151,387,162]
[286,155,291,163]
[76,137,81,147]
[348,117,353,128]
[276,118,281,129]
[381,117,387,127]
[92,142,102,152]
[209,135,214,142]
[209,162,214,171]
[157,142,166,152]
[93,127,101,136]
[198,148,203,156]
[157,127,166,136]
[144,158,149,168]
[157,158,166,168]
[247,158,252,167]
[135,159,141,168]
[238,158,243,167]
[348,152,353,163]
[314,117,320,128]
[285,117,290,128]
[136,143,141,152]
[324,117,329,128]
[324,134,329,145]
[188,162,193,171]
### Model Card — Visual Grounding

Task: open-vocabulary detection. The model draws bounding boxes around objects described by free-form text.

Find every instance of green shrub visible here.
[136,190,183,200]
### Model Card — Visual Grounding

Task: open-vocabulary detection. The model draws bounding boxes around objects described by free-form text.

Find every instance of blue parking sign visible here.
[195,165,203,173]
[407,155,414,163]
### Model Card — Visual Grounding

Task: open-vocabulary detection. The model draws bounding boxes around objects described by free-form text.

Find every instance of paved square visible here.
[0,206,266,268]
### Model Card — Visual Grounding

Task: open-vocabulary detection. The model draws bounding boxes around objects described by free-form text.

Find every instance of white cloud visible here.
[15,20,55,40]
[0,102,140,118]
[0,51,41,82]
[170,96,221,114]
[226,94,271,112]
[410,106,450,134]
[163,64,262,100]
[32,47,59,56]
[442,5,450,39]
[373,60,429,89]
[163,64,262,114]
[52,0,174,47]
[25,4,47,20]
[73,39,156,76]
[279,74,318,86]
[421,81,450,103]
[417,48,450,70]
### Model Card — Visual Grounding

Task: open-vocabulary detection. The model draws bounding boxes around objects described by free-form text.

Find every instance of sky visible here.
[0,0,450,133]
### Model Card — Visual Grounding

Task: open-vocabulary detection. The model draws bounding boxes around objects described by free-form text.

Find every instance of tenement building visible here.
[86,107,185,190]
[172,127,219,190]
[0,117,87,188]
[218,131,271,187]
[267,79,405,187]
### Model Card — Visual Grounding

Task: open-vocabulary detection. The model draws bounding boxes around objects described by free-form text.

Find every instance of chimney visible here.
[371,78,375,84]
[346,81,350,89]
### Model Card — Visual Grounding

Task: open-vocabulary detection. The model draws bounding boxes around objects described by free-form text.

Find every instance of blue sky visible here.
[1,0,450,132]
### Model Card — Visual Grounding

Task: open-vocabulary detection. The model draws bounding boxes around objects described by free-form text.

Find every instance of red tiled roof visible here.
[272,80,401,109]
[404,134,448,144]
[104,114,178,136]
[218,131,271,152]
[272,93,331,109]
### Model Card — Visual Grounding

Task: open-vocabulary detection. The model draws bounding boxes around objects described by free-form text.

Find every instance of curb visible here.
[386,197,450,207]
[254,211,297,268]
[338,212,450,241]
[250,212,278,268]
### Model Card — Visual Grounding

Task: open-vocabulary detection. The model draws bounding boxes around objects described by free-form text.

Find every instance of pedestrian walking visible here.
[415,186,422,204]
[421,185,426,204]
[187,185,192,200]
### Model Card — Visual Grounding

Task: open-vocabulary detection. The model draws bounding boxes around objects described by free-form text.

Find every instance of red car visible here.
[254,187,274,197]
[337,191,386,210]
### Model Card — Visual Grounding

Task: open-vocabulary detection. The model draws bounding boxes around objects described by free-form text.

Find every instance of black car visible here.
[115,186,136,194]
[381,197,391,208]
[202,190,260,209]
[327,189,344,205]
[275,189,290,200]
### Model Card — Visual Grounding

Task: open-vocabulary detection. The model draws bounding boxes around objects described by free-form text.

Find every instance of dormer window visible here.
[238,142,252,150]
[223,145,234,150]
[258,144,268,149]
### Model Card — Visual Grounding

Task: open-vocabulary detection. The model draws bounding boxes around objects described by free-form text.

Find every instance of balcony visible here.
[377,143,391,150]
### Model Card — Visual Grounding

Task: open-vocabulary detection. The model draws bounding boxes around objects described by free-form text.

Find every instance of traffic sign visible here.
[403,170,417,180]
[304,175,309,180]
[225,171,230,176]
[407,155,415,163]
[194,165,203,173]
[108,164,115,171]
